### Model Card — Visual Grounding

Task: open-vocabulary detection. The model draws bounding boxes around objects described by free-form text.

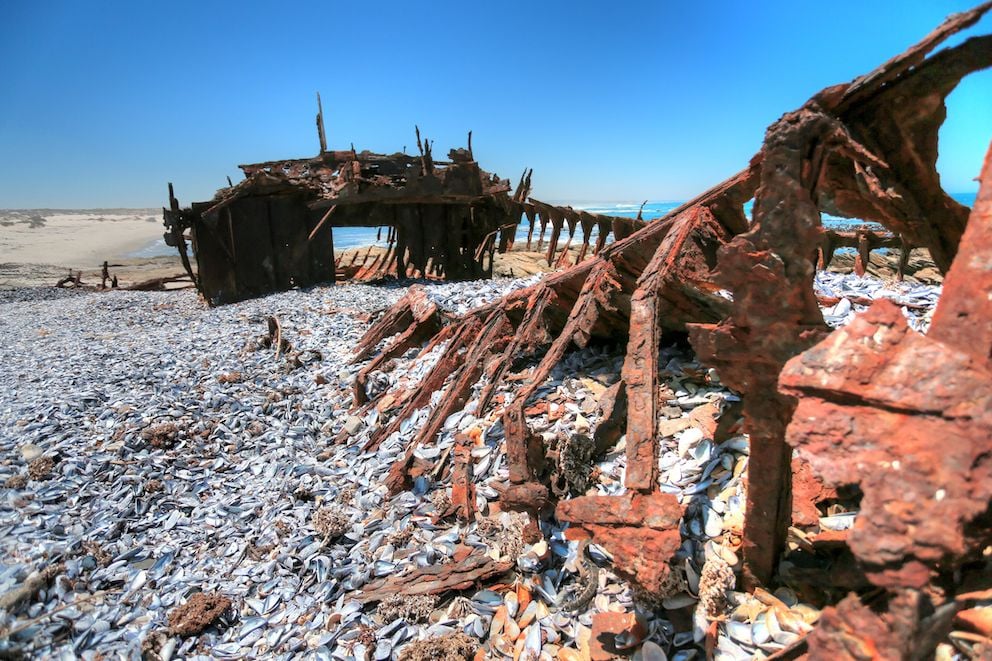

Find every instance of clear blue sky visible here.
[0,1,989,208]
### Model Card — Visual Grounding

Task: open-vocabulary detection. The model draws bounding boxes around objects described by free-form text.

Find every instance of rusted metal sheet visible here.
[686,3,992,588]
[557,492,683,594]
[446,433,477,521]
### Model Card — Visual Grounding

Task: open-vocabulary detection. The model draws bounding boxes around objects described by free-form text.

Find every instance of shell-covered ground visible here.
[0,272,941,660]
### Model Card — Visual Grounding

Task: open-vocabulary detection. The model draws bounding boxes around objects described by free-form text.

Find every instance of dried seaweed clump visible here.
[4,473,27,489]
[81,541,111,567]
[217,371,243,384]
[698,555,736,618]
[141,422,180,449]
[429,488,451,513]
[313,506,351,539]
[376,594,439,623]
[445,596,475,619]
[0,563,63,614]
[398,632,479,661]
[551,433,596,498]
[475,512,527,561]
[27,456,55,481]
[356,623,378,647]
[141,631,170,661]
[386,526,414,547]
[336,485,356,504]
[168,592,232,637]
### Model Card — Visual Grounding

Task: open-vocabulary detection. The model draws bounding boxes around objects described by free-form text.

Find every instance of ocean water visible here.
[130,193,978,257]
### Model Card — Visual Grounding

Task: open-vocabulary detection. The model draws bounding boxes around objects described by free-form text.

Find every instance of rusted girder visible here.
[687,2,992,588]
[815,227,908,277]
[527,199,650,267]
[688,106,842,588]
[357,551,513,604]
[351,286,446,406]
[557,492,683,594]
[780,142,992,657]
[344,5,992,610]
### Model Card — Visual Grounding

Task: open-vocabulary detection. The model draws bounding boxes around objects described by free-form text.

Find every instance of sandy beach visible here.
[0,209,186,289]
[0,210,163,267]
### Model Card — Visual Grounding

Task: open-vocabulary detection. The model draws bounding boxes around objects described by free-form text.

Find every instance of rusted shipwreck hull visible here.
[163,128,527,305]
[348,4,992,657]
[164,114,653,305]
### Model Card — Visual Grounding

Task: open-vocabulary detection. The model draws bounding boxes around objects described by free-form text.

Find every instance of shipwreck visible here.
[157,3,992,656]
[162,104,656,305]
[340,4,992,658]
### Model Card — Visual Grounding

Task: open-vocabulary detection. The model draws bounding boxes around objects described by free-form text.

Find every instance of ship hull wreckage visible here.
[344,5,992,658]
[162,116,653,305]
[163,132,526,306]
[163,112,913,305]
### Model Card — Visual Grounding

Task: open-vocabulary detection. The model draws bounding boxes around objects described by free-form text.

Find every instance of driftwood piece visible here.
[267,316,285,358]
[166,183,199,288]
[356,551,512,604]
[125,274,194,291]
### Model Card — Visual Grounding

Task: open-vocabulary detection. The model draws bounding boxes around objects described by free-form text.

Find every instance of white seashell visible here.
[773,587,798,608]
[523,622,542,656]
[704,508,723,538]
[504,591,519,618]
[819,512,857,530]
[634,641,669,661]
[517,600,539,627]
[677,428,704,456]
[772,630,801,646]
[714,635,752,661]
[725,620,753,646]
[752,615,771,644]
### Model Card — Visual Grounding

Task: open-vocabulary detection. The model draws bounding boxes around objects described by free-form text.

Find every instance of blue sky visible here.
[0,1,989,208]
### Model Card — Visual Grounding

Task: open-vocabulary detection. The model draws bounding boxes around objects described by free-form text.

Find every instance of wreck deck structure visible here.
[164,95,687,307]
[164,110,902,306]
[163,122,532,305]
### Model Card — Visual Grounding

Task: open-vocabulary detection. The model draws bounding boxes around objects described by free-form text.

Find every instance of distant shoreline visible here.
[1,193,974,289]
